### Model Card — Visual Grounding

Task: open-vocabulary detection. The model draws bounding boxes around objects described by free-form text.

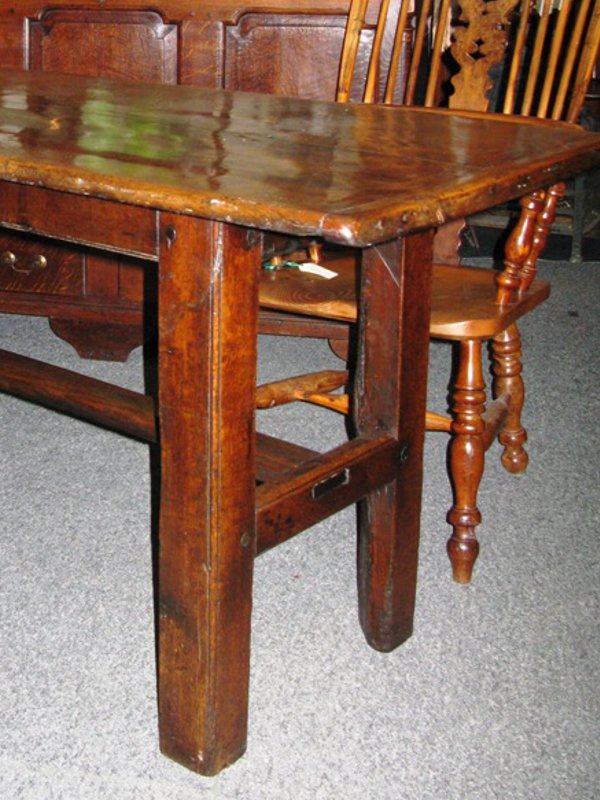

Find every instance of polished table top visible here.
[0,68,599,246]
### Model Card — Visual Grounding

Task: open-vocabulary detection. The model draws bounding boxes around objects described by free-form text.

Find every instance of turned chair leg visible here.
[447,339,486,584]
[491,323,528,474]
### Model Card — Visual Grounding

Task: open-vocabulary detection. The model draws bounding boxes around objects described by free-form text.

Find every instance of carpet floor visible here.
[1,258,598,800]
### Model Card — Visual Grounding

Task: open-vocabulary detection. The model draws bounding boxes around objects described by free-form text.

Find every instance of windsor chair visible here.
[258,0,600,583]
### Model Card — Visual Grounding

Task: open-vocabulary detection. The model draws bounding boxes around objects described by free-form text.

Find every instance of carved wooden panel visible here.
[0,20,24,68]
[28,9,178,84]
[224,13,347,99]
[448,0,522,112]
[179,20,224,88]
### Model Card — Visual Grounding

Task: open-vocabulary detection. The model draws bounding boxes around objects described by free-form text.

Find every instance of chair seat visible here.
[428,264,551,339]
[260,252,359,323]
[259,257,550,340]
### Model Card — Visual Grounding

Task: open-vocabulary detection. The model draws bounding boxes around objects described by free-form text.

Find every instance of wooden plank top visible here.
[0,69,599,246]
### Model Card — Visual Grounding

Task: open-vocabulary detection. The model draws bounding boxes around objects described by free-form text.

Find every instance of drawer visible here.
[0,230,84,296]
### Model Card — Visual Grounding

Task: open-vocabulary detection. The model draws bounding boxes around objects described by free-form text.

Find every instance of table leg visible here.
[354,231,434,652]
[156,215,260,775]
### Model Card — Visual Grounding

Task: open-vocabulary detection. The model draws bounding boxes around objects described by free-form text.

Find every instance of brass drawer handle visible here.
[1,250,49,273]
[31,254,48,269]
[1,250,17,268]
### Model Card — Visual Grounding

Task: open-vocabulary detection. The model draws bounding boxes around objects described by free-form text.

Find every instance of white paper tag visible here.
[298,263,338,280]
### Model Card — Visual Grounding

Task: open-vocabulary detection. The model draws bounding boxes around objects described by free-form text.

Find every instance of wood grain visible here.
[156,215,259,775]
[354,231,434,651]
[1,70,599,247]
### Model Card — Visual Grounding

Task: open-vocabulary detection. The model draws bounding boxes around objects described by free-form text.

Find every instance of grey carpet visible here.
[0,259,598,800]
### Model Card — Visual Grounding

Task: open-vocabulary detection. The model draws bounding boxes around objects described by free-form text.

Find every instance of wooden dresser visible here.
[0,0,374,359]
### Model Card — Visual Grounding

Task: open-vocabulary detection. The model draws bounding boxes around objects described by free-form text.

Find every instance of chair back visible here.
[337,0,600,122]
[337,0,522,109]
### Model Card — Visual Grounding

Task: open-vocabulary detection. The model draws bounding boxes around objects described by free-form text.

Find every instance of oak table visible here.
[1,69,599,776]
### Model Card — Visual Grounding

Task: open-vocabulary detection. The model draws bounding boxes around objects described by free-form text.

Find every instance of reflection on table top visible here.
[0,68,599,246]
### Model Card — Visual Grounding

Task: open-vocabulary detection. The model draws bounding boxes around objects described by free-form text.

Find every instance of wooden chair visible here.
[257,0,600,583]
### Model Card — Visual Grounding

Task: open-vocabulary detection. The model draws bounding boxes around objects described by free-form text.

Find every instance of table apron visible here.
[0,181,158,260]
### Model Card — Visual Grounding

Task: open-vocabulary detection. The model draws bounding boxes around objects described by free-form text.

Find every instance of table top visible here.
[1,69,599,246]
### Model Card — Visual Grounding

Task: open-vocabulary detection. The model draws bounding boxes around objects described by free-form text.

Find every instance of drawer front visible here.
[0,231,84,296]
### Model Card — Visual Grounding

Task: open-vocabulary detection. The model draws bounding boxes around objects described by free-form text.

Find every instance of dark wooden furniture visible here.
[1,69,599,776]
[0,0,364,360]
[260,0,600,582]
[469,1,600,264]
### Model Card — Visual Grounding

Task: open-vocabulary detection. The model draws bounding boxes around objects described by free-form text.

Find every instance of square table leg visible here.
[354,231,434,652]
[155,214,261,775]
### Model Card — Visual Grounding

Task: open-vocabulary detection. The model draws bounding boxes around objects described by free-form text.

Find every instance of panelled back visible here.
[224,13,348,100]
[0,1,362,95]
[28,10,178,83]
[25,7,351,100]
